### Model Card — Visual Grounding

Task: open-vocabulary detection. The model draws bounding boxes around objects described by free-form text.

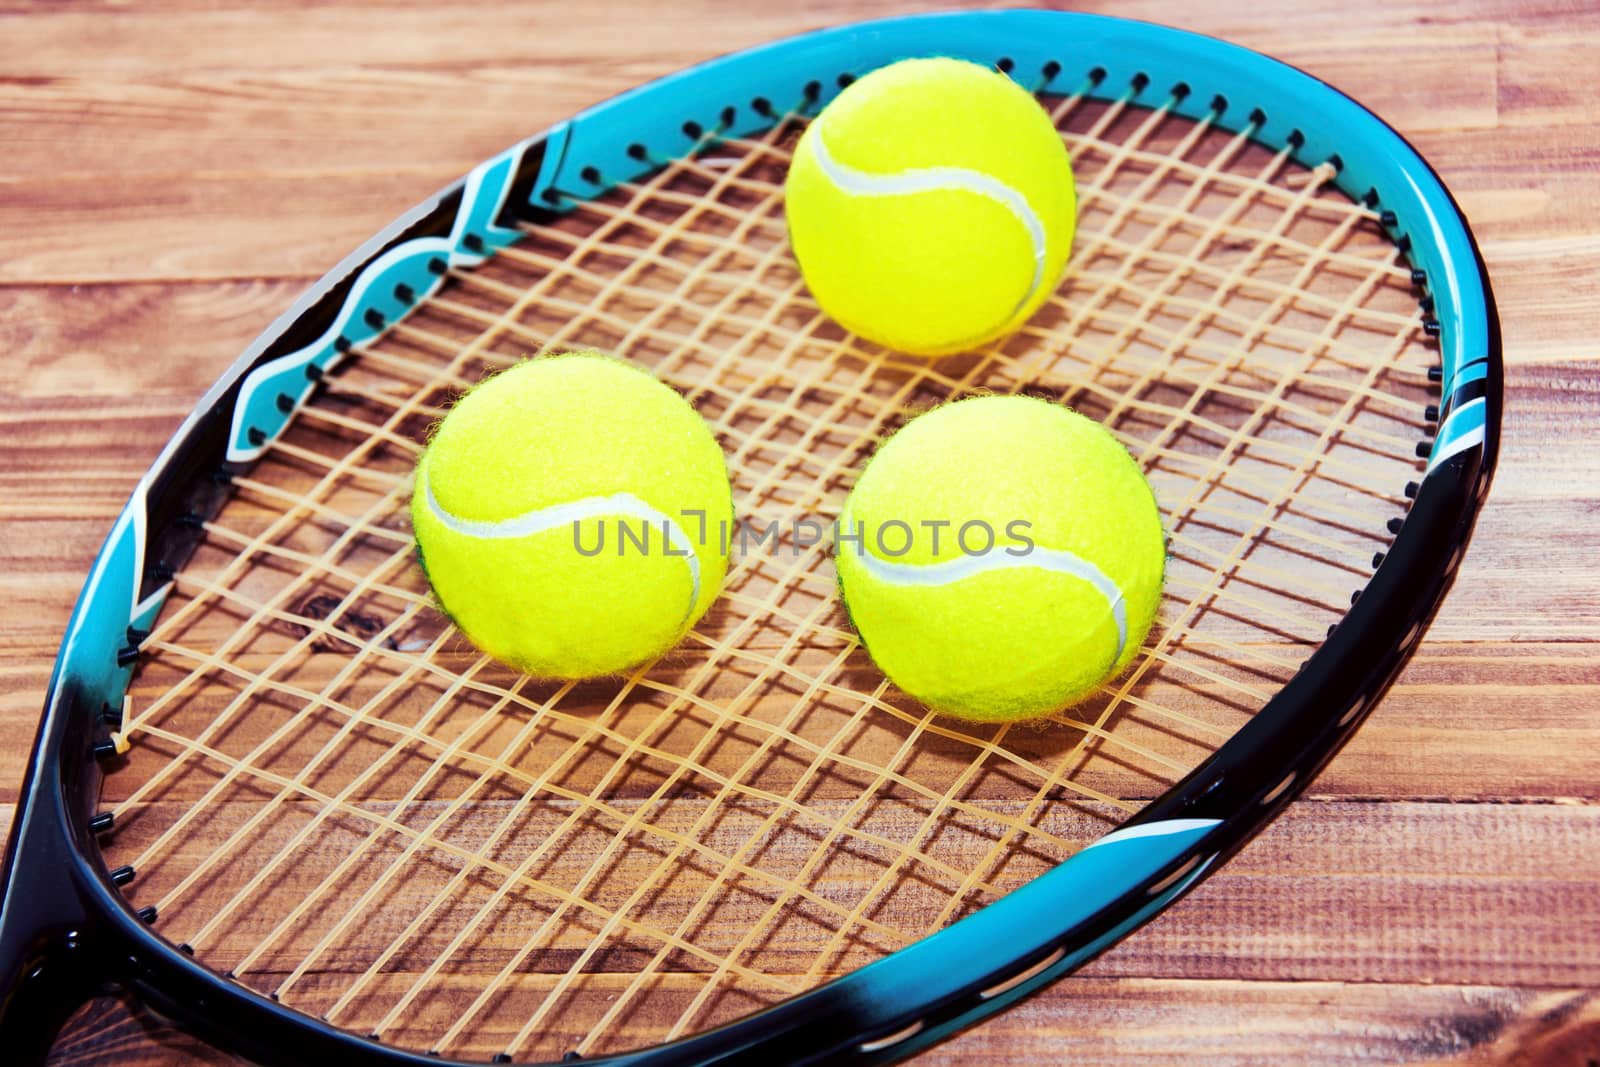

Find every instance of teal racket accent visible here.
[226,144,530,464]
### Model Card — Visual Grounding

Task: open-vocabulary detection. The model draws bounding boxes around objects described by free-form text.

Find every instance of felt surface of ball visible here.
[786,57,1077,357]
[412,353,732,678]
[835,395,1165,721]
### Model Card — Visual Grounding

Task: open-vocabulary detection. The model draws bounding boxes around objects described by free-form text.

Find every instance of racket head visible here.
[1,10,1499,1065]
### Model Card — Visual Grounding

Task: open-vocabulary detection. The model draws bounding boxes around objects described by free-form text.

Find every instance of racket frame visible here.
[0,10,1500,1065]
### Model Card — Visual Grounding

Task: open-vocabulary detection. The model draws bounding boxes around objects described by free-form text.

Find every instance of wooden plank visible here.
[7,124,1595,286]
[16,799,1600,1060]
[0,678,54,795]
[0,0,1547,98]
[38,976,1600,1065]
[82,798,1600,986]
[0,168,459,285]
[0,40,1498,183]
[0,0,1560,18]
[1415,124,1600,243]
[3,356,1599,799]
[928,981,1600,1067]
[3,386,1595,653]
[0,396,188,521]
[0,69,608,179]
[4,227,1595,403]
[1482,237,1600,364]
[1495,23,1600,129]
[1337,644,1600,799]
[0,281,306,398]
[8,641,1599,812]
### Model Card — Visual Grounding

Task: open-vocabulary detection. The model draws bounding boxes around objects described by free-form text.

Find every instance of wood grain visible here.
[3,0,1598,1064]
[40,981,1600,1067]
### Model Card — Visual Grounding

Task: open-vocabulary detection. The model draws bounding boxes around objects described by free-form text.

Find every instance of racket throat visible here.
[0,870,114,1063]
[0,760,120,1061]
[0,933,107,1064]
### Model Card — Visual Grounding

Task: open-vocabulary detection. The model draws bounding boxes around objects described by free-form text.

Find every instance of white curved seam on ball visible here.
[423,478,702,624]
[809,129,1047,317]
[846,540,1129,659]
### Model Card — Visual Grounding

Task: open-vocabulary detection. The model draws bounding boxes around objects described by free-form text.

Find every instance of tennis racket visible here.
[0,10,1500,1065]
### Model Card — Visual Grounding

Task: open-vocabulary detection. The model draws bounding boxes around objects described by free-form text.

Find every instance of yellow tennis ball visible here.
[412,352,732,678]
[835,395,1165,721]
[786,57,1077,357]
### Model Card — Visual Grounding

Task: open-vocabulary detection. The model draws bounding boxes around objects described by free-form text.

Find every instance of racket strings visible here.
[104,84,1433,1058]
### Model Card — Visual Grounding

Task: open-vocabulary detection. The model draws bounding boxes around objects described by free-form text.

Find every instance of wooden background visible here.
[3,0,1597,1063]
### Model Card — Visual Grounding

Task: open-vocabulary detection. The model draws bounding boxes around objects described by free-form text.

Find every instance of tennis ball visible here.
[786,57,1076,357]
[835,395,1165,721]
[411,353,732,678]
